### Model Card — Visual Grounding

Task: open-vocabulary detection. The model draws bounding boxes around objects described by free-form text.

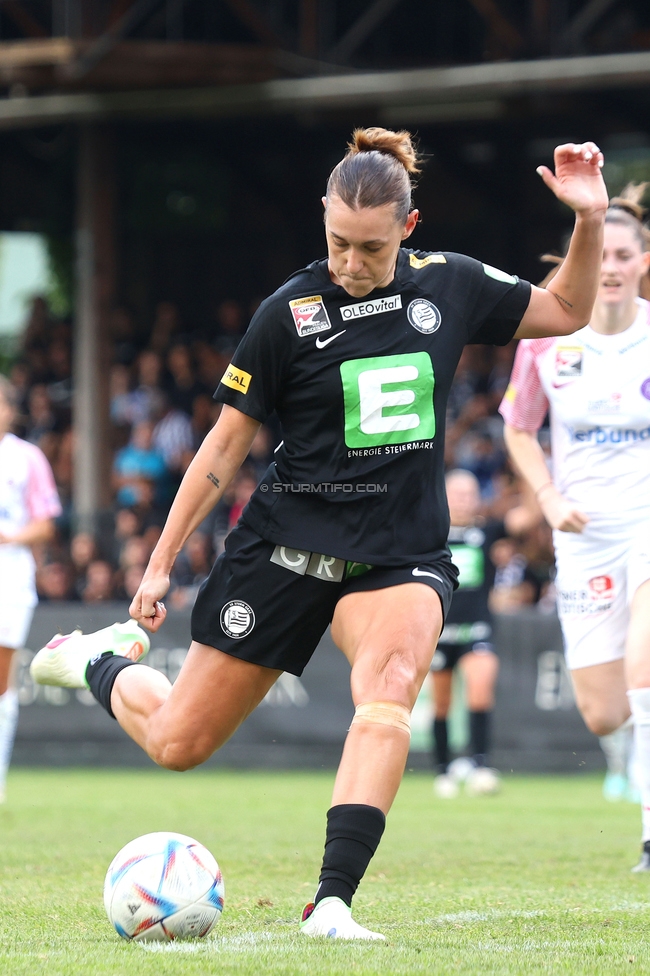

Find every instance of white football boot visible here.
[30,621,150,689]
[465,766,501,796]
[300,897,385,940]
[434,773,459,799]
[447,756,475,783]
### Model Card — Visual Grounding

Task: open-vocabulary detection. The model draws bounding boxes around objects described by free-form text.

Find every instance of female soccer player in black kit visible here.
[32,128,607,939]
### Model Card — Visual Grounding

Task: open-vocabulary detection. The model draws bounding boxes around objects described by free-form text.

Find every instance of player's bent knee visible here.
[148,736,215,772]
[368,646,424,702]
[581,709,626,738]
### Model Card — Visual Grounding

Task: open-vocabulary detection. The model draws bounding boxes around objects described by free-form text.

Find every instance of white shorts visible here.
[554,519,650,671]
[0,604,34,650]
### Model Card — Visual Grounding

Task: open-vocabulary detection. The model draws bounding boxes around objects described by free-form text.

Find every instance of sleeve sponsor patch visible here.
[503,382,517,403]
[482,263,518,285]
[409,253,446,269]
[221,364,252,394]
[289,295,332,336]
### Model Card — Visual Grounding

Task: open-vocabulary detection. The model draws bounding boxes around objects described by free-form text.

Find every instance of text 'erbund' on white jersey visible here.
[499,299,650,526]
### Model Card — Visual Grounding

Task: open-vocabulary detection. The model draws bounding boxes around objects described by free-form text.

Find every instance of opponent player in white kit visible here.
[0,376,61,800]
[500,186,650,869]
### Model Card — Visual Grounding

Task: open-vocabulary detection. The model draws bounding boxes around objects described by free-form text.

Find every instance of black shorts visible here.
[430,639,495,673]
[191,520,456,676]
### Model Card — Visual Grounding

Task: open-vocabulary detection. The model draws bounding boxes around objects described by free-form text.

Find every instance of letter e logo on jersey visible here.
[289,295,332,337]
[407,299,441,334]
[340,352,436,448]
[220,600,255,639]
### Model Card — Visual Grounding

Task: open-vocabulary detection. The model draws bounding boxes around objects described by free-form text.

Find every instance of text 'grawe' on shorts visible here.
[191,520,456,676]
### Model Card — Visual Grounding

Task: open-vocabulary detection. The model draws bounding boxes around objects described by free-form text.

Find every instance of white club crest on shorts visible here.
[220,600,255,639]
[407,299,441,334]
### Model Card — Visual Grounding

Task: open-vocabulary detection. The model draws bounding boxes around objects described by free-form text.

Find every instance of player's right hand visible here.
[129,574,170,632]
[539,489,589,533]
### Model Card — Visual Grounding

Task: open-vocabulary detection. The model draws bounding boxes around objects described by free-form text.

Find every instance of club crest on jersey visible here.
[407,299,442,334]
[340,295,402,321]
[555,345,583,378]
[220,600,255,639]
[289,295,332,337]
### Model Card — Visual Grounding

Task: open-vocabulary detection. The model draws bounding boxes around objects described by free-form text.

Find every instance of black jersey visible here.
[444,520,505,635]
[214,248,531,566]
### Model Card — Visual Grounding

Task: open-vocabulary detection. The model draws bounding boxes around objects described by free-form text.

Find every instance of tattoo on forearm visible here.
[553,292,574,309]
[207,472,220,488]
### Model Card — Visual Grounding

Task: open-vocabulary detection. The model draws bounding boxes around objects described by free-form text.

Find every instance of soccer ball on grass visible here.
[104,831,224,942]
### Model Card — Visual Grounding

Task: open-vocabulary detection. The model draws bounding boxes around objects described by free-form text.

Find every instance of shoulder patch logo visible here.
[407,299,442,334]
[289,295,332,336]
[555,346,583,378]
[409,253,446,269]
[221,364,252,394]
[483,264,518,285]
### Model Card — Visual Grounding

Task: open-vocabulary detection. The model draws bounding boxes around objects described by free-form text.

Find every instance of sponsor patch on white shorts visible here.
[557,574,616,617]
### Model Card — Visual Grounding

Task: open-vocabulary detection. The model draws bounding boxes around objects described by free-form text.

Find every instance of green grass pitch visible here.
[1,768,649,975]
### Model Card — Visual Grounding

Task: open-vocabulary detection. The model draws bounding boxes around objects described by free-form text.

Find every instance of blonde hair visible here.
[325,127,421,224]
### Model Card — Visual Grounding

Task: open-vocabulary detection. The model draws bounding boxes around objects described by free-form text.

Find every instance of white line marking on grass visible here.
[140,932,276,953]
[424,902,650,929]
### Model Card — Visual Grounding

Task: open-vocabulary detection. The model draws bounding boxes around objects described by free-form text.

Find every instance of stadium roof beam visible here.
[221,0,288,49]
[0,48,648,128]
[557,0,621,54]
[464,0,524,57]
[326,0,404,65]
[65,0,166,80]
[2,2,48,39]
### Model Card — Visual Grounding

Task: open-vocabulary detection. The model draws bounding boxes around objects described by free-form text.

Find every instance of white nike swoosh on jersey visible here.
[315,330,346,349]
[412,568,444,582]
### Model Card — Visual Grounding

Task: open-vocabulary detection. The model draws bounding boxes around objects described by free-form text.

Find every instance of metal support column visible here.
[72,125,115,534]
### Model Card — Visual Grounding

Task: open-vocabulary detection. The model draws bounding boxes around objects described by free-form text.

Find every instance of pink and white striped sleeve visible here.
[498,338,552,433]
[25,444,62,521]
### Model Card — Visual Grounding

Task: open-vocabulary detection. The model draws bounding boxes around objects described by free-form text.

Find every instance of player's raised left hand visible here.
[536,143,608,216]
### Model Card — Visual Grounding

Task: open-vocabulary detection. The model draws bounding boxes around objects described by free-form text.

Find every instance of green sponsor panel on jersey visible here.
[340,352,435,449]
[449,544,484,589]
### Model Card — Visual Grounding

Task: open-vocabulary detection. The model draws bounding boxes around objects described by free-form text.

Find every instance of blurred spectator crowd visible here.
[4,298,556,613]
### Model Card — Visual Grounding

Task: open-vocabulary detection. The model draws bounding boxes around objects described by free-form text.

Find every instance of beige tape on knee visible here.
[350,701,411,738]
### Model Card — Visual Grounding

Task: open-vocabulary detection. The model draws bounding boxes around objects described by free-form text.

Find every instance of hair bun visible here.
[347,127,421,175]
[609,182,649,221]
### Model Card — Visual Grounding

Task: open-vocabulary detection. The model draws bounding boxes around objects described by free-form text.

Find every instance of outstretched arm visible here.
[503,425,589,533]
[130,404,260,631]
[516,142,608,340]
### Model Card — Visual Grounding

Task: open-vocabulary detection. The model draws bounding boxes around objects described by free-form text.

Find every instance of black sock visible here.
[469,710,490,766]
[85,652,136,719]
[433,718,449,774]
[314,804,385,908]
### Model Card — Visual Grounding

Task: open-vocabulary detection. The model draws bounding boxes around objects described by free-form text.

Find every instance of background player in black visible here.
[32,128,608,940]
[430,469,538,798]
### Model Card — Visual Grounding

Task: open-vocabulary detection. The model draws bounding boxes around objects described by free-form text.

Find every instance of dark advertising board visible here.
[13,604,601,772]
